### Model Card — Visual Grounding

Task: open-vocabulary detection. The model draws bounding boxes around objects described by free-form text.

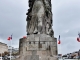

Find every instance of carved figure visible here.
[26,0,54,37]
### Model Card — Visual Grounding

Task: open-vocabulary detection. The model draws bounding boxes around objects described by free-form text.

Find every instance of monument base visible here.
[18,34,58,60]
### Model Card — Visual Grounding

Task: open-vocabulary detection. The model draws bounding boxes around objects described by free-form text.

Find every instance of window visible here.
[43,41,45,44]
[49,46,51,50]
[33,41,35,44]
[56,50,57,54]
[29,42,31,44]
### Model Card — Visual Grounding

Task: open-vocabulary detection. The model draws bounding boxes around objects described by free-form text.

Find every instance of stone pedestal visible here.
[19,34,58,60]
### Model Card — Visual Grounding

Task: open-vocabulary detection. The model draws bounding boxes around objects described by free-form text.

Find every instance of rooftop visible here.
[0,42,7,46]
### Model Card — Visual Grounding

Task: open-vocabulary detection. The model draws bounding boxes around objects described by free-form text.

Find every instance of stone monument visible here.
[19,0,58,60]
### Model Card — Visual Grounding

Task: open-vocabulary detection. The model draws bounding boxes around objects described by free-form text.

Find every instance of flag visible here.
[7,35,12,40]
[78,33,80,38]
[10,35,12,39]
[77,33,80,42]
[77,38,80,42]
[58,35,61,44]
[7,37,11,40]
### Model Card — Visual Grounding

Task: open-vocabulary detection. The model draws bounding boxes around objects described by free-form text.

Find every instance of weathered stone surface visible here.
[26,55,39,60]
[26,0,54,37]
[19,34,58,60]
[18,0,58,60]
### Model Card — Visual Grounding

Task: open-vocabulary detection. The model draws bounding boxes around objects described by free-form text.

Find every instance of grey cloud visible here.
[0,0,28,48]
[0,0,28,39]
[53,0,80,35]
[52,0,80,54]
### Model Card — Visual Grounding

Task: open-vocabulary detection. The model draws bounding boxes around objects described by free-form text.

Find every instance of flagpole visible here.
[59,36,62,59]
[10,38,12,60]
[58,35,62,59]
[58,41,62,59]
[57,36,60,59]
[58,43,62,58]
[60,42,62,59]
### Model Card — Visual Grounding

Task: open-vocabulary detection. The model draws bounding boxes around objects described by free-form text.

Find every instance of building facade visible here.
[0,42,8,53]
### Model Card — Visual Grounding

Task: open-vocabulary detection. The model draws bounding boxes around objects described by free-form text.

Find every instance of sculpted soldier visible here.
[26,0,54,37]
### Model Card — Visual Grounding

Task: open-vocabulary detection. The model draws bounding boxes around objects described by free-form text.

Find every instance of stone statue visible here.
[26,0,54,37]
[18,1,58,60]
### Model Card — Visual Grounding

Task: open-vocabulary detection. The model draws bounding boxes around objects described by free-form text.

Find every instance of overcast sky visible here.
[0,0,80,55]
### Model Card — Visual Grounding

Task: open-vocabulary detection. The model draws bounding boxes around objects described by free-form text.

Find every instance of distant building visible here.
[12,48,19,54]
[0,42,8,53]
[62,50,80,59]
[8,46,19,54]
